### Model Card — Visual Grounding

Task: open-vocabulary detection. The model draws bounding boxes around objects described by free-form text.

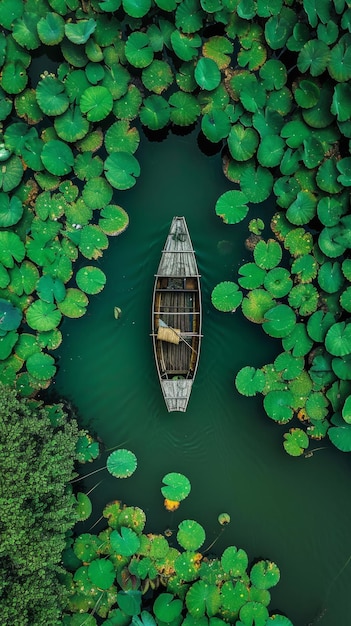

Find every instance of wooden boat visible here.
[152,216,202,412]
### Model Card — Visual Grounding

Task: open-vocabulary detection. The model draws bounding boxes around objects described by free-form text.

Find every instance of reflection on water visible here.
[55,125,351,626]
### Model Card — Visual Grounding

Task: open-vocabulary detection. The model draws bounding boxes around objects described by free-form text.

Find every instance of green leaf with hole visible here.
[235,366,265,397]
[104,152,140,190]
[161,472,191,501]
[263,304,296,338]
[215,190,249,224]
[111,526,140,556]
[80,86,113,122]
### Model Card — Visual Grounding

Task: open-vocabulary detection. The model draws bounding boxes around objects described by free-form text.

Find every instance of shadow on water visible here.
[55,125,351,626]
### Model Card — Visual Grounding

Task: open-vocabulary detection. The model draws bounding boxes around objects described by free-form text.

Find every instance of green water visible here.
[55,126,351,626]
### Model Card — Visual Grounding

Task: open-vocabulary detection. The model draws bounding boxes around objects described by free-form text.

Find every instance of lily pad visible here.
[26,351,56,381]
[99,205,129,236]
[76,266,106,295]
[263,390,294,423]
[235,366,265,397]
[111,526,141,556]
[75,492,93,521]
[104,152,140,190]
[250,561,280,590]
[221,546,248,578]
[211,281,242,312]
[88,558,115,590]
[177,520,205,551]
[80,86,113,122]
[161,472,191,501]
[215,190,249,224]
[154,594,183,623]
[26,300,62,331]
[107,449,137,478]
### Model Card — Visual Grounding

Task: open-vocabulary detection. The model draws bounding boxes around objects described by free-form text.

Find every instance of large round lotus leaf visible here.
[284,228,313,257]
[240,164,273,204]
[99,205,129,237]
[107,448,137,478]
[74,153,104,182]
[221,546,248,578]
[1,61,28,95]
[238,263,266,289]
[65,18,96,45]
[264,268,292,298]
[201,109,231,143]
[26,352,56,381]
[0,155,23,192]
[114,85,142,121]
[104,152,140,190]
[177,520,205,551]
[73,533,101,562]
[0,330,18,360]
[316,159,342,194]
[82,177,113,209]
[215,190,249,224]
[0,298,22,331]
[88,558,115,590]
[328,40,351,82]
[274,352,303,381]
[26,300,62,331]
[54,106,89,143]
[117,505,146,534]
[185,581,221,618]
[332,355,351,381]
[0,193,23,227]
[202,35,233,68]
[250,561,280,590]
[288,284,318,317]
[318,261,344,294]
[36,75,69,116]
[263,305,296,339]
[228,124,259,161]
[76,266,106,295]
[254,240,282,270]
[105,121,140,154]
[286,190,317,226]
[37,275,65,304]
[161,472,191,501]
[257,134,285,168]
[297,39,330,77]
[282,324,313,358]
[57,288,88,318]
[174,551,200,582]
[317,197,344,228]
[154,593,183,623]
[307,311,335,343]
[325,322,351,357]
[194,57,221,90]
[37,12,65,45]
[235,366,265,397]
[169,91,200,126]
[291,254,318,283]
[140,95,170,130]
[141,59,173,95]
[211,281,242,312]
[125,32,154,68]
[283,428,309,457]
[239,601,269,626]
[263,390,294,423]
[41,140,74,176]
[171,30,201,62]
[242,289,275,324]
[328,425,351,452]
[75,492,93,522]
[122,0,151,18]
[80,86,113,122]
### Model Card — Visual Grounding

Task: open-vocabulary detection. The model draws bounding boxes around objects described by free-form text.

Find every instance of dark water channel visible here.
[55,126,351,626]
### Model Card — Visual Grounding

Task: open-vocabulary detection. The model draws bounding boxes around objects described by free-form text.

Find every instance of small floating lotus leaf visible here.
[221,580,249,614]
[263,390,294,423]
[297,39,330,76]
[218,512,230,526]
[242,289,275,324]
[141,59,173,95]
[140,95,170,130]
[263,304,296,338]
[37,328,62,350]
[264,268,292,298]
[250,561,280,590]
[177,520,205,551]
[37,12,65,45]
[239,601,269,626]
[41,140,74,176]
[161,472,191,501]
[116,590,142,616]
[305,392,329,421]
[105,121,140,154]
[254,240,282,271]
[186,581,221,618]
[309,351,335,389]
[284,228,313,257]
[125,32,154,68]
[57,288,88,318]
[107,449,137,478]
[0,298,22,333]
[169,91,200,126]
[122,0,151,17]
[221,546,248,577]
[80,86,113,122]
[76,266,106,295]
[215,190,249,224]
[103,501,123,528]
[288,284,318,317]
[228,124,259,161]
[318,261,344,294]
[65,19,96,45]
[317,197,344,228]
[194,57,221,91]
[0,155,23,192]
[302,84,335,129]
[240,164,273,204]
[88,558,115,590]
[282,324,314,358]
[36,275,65,304]
[36,75,69,116]
[202,36,233,69]
[54,106,89,143]
[264,9,297,49]
[201,109,231,143]
[328,40,351,82]
[0,331,18,360]
[154,593,183,623]
[235,366,265,397]
[328,425,351,452]
[286,190,317,226]
[1,61,28,95]
[114,85,142,121]
[283,428,309,456]
[174,551,200,582]
[0,0,23,28]
[325,322,351,357]
[318,225,345,259]
[26,300,62,331]
[211,281,242,312]
[75,492,93,521]
[15,333,39,360]
[82,177,113,209]
[26,351,56,381]
[171,30,201,62]
[332,354,351,381]
[104,152,140,190]
[73,533,101,562]
[111,527,140,556]
[77,225,109,260]
[266,616,294,626]
[99,205,129,237]
[274,352,303,381]
[256,134,285,168]
[74,153,103,181]
[238,263,266,290]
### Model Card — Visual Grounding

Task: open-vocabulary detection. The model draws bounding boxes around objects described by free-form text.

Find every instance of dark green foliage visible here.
[0,384,80,625]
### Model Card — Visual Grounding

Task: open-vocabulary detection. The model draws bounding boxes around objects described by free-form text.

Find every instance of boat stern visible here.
[161,379,193,412]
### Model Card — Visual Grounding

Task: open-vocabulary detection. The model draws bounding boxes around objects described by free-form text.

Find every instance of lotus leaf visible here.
[76,224,108,260]
[263,390,294,423]
[221,546,248,577]
[0,0,23,28]
[211,281,242,312]
[235,366,265,397]
[317,261,343,294]
[328,39,351,81]
[36,75,69,116]
[174,552,200,582]
[169,91,200,126]
[220,580,249,615]
[238,263,266,290]
[80,86,113,122]
[75,492,93,522]
[254,240,282,271]
[0,330,18,360]
[40,139,74,177]
[285,190,317,226]
[249,561,280,590]
[336,156,351,187]
[305,392,329,421]
[297,39,330,76]
[82,177,113,210]
[228,124,259,161]
[263,268,292,298]
[140,95,170,130]
[242,289,275,324]
[328,425,351,452]
[75,266,106,295]
[325,321,351,357]
[274,352,304,381]
[283,427,309,456]
[0,193,23,229]
[110,527,140,557]
[57,288,88,318]
[114,85,142,121]
[125,32,153,68]
[264,8,296,49]
[309,350,335,389]
[1,61,28,95]
[15,333,39,361]
[36,275,65,304]
[74,153,103,182]
[153,593,183,623]
[0,88,13,121]
[0,264,9,290]
[175,0,204,33]
[54,106,89,143]
[194,57,221,91]
[317,197,344,228]
[65,18,96,44]
[117,506,146,534]
[74,534,101,562]
[215,190,249,224]
[263,304,296,338]
[291,254,318,283]
[104,152,140,190]
[282,324,314,358]
[161,472,191,501]
[37,328,62,350]
[26,299,62,331]
[240,164,273,204]
[26,351,56,381]
[201,110,231,143]
[37,12,65,45]
[185,580,221,618]
[132,612,157,626]
[239,601,269,626]
[177,520,205,551]
[284,228,313,257]
[106,448,137,479]
[68,614,97,626]
[202,36,233,69]
[171,30,201,62]
[105,121,140,154]
[0,154,23,192]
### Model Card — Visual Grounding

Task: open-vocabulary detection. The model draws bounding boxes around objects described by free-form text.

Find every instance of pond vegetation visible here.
[1,0,351,623]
